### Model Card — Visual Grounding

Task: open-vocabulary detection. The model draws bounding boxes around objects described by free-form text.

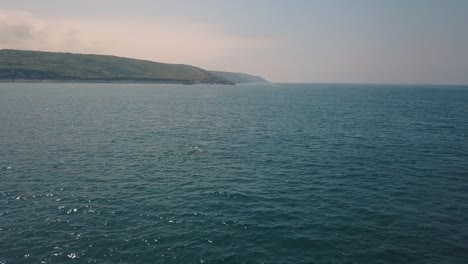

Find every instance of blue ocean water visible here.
[0,83,467,264]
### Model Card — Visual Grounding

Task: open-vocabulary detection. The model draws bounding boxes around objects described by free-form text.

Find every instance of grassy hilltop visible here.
[0,49,266,85]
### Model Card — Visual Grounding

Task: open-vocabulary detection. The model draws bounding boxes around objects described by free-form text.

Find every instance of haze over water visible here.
[1,83,467,263]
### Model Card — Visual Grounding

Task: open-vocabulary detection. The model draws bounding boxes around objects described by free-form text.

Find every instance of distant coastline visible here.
[0,49,269,85]
[0,79,221,85]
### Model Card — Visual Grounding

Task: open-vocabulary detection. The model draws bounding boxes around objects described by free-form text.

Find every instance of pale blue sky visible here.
[1,0,468,84]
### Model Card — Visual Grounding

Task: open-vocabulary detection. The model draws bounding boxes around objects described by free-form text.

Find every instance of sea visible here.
[0,83,467,264]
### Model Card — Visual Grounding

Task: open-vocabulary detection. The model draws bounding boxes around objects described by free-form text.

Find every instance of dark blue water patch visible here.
[1,83,468,263]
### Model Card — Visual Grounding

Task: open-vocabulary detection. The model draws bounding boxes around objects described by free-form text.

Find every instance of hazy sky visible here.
[1,0,467,84]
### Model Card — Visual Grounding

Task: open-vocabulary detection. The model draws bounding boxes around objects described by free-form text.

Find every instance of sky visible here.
[1,0,468,84]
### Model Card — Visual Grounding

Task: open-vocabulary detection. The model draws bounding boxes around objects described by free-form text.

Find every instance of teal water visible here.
[0,83,467,264]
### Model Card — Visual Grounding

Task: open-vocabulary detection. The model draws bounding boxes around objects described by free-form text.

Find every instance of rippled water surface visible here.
[1,83,468,263]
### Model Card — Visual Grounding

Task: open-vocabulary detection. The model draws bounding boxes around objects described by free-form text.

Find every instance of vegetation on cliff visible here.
[0,50,239,84]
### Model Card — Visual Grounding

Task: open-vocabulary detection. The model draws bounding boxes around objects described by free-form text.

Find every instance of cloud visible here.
[0,9,274,68]
[0,20,34,44]
[0,10,40,45]
[0,9,103,53]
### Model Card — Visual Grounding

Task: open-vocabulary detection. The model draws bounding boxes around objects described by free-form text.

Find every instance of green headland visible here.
[0,49,268,85]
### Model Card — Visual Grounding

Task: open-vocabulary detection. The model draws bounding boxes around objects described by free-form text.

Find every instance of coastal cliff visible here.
[0,49,268,85]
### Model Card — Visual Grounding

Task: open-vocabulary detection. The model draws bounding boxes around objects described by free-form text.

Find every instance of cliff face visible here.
[0,49,236,84]
[209,71,269,84]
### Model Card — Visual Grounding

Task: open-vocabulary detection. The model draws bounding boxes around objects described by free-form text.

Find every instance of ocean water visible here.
[0,83,467,264]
